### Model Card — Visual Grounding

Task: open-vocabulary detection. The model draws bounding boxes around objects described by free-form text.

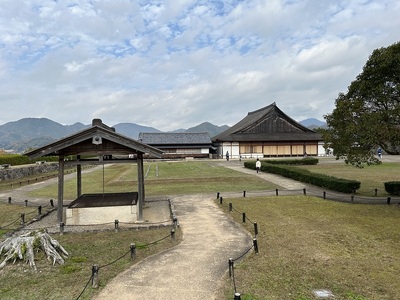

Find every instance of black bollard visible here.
[275,189,279,196]
[243,191,246,197]
[130,243,136,260]
[24,199,28,207]
[8,197,11,204]
[50,199,54,207]
[242,213,246,223]
[217,192,220,199]
[254,222,258,236]
[38,206,42,216]
[303,188,306,195]
[220,196,223,205]
[228,258,234,278]
[229,203,232,212]
[323,191,326,199]
[375,189,378,196]
[387,197,391,205]
[253,238,259,254]
[114,220,119,232]
[234,293,241,300]
[351,195,354,203]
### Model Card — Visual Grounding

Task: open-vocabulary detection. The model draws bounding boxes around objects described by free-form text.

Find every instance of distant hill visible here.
[185,122,230,138]
[113,123,161,139]
[0,118,88,153]
[0,118,229,153]
[299,118,326,129]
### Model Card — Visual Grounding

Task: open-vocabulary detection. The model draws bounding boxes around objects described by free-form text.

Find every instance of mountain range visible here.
[0,117,325,153]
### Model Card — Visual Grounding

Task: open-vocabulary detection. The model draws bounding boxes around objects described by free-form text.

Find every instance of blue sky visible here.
[0,0,399,131]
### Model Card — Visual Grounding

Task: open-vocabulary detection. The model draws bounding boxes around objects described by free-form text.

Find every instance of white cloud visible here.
[0,0,399,130]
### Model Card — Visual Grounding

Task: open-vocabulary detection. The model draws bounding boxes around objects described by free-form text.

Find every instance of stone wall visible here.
[0,163,59,181]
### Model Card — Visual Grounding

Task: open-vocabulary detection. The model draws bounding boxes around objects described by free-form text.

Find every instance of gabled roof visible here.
[212,102,322,142]
[138,132,212,145]
[25,119,163,159]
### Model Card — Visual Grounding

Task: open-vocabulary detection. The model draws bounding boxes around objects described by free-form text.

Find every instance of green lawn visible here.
[27,161,278,199]
[216,195,400,300]
[1,160,399,299]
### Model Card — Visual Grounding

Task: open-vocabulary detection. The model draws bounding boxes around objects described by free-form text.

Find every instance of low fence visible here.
[0,195,179,300]
[217,193,259,300]
[216,186,400,299]
[0,197,56,234]
[75,222,179,300]
[217,187,400,205]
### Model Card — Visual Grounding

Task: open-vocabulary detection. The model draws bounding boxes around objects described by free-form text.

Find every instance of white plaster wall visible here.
[201,147,209,154]
[66,205,137,225]
[222,142,240,159]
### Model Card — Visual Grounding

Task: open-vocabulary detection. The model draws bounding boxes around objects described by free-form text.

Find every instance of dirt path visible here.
[93,194,253,300]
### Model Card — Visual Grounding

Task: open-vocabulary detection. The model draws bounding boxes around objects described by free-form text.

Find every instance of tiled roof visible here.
[212,102,322,142]
[139,132,212,145]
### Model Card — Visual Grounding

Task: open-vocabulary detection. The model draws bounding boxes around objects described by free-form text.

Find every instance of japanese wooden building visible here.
[212,102,323,159]
[24,119,163,225]
[138,132,213,159]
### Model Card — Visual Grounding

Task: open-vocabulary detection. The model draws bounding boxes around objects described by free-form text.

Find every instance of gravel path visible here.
[93,194,252,300]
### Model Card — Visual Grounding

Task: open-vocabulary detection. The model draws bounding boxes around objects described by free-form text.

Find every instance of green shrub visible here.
[384,181,400,195]
[0,154,31,165]
[264,157,319,165]
[244,160,360,193]
[0,154,61,166]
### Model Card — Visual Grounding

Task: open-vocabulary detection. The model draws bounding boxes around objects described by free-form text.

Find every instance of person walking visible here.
[256,158,261,173]
[226,151,229,161]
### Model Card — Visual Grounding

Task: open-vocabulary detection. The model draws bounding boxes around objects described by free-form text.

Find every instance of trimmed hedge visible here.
[0,154,60,166]
[384,181,400,195]
[244,160,360,194]
[263,157,319,165]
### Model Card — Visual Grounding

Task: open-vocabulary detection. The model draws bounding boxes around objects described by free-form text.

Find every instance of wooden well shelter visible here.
[24,119,163,224]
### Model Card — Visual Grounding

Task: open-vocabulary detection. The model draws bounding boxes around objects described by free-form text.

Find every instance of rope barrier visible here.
[75,275,94,300]
[0,216,20,229]
[75,230,176,299]
[98,249,131,269]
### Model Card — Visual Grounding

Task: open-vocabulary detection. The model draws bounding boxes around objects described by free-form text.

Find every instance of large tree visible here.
[323,41,400,167]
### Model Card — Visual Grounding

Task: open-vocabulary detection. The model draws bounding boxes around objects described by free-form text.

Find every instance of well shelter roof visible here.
[25,119,164,159]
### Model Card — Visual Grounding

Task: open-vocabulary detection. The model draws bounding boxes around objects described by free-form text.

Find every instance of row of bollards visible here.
[217,192,259,299]
[89,230,177,289]
[8,197,54,207]
[218,190,395,205]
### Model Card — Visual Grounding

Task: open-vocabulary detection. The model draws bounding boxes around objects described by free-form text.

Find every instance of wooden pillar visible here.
[57,156,65,224]
[77,155,82,198]
[137,152,144,221]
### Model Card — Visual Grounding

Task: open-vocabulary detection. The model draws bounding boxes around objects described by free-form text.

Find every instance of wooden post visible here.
[137,152,145,221]
[77,155,82,198]
[130,243,136,260]
[92,265,99,288]
[57,156,65,224]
